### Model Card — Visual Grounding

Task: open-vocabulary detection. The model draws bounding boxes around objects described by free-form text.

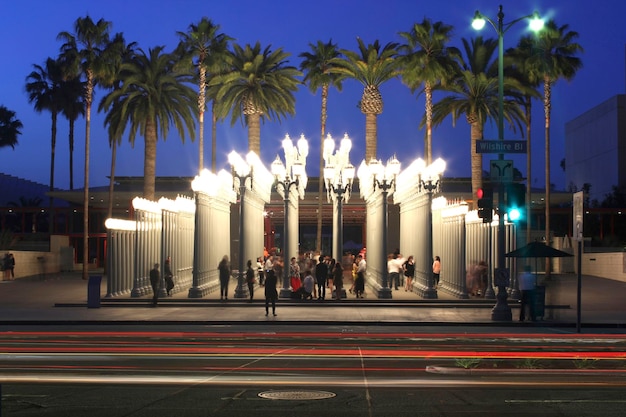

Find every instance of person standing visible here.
[257,257,265,286]
[8,253,15,280]
[149,263,160,306]
[388,253,404,290]
[218,255,231,300]
[403,255,415,292]
[246,259,255,302]
[315,255,328,300]
[164,256,174,296]
[519,265,536,322]
[432,256,441,288]
[264,265,278,316]
[289,256,301,292]
[333,260,344,300]
[264,255,274,286]
[355,254,366,298]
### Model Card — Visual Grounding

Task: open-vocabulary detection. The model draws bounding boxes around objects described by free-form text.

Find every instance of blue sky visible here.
[1,0,624,191]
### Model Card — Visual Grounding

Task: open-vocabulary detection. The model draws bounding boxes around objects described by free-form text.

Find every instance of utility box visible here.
[87,275,102,308]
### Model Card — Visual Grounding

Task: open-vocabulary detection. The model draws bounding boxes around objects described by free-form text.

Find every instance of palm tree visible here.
[507,36,543,244]
[0,105,23,150]
[176,17,232,173]
[299,39,345,252]
[211,42,301,154]
[25,57,64,198]
[100,46,197,200]
[59,74,85,190]
[58,16,112,280]
[430,37,525,207]
[528,19,583,276]
[398,19,460,164]
[98,33,137,219]
[331,38,399,161]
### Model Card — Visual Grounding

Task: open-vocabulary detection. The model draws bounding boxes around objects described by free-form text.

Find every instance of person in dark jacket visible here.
[264,265,278,316]
[246,259,255,302]
[149,263,160,306]
[164,256,174,296]
[315,255,328,300]
[218,255,231,300]
[332,260,344,300]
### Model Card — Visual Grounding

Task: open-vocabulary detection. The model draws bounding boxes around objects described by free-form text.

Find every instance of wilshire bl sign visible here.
[476,140,527,154]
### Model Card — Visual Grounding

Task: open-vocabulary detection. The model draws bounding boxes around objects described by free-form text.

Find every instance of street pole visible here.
[380,186,391,299]
[279,187,291,298]
[235,179,248,299]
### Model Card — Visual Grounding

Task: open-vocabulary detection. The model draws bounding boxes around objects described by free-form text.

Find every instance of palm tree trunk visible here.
[211,101,217,173]
[470,121,483,210]
[316,84,329,252]
[247,113,261,154]
[197,66,206,174]
[69,119,75,190]
[107,140,117,219]
[49,111,57,235]
[82,73,93,281]
[144,118,158,201]
[544,77,552,278]
[424,82,433,165]
[364,113,377,162]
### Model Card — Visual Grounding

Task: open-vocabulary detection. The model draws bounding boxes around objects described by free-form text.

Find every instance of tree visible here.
[59,73,85,190]
[25,58,64,197]
[0,105,23,149]
[527,19,583,276]
[430,37,525,208]
[58,16,113,280]
[331,38,399,161]
[100,46,197,200]
[98,33,137,219]
[507,36,543,243]
[299,39,345,252]
[176,17,232,173]
[211,42,301,154]
[398,18,460,164]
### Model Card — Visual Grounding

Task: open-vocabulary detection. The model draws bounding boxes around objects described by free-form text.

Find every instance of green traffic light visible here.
[508,207,521,221]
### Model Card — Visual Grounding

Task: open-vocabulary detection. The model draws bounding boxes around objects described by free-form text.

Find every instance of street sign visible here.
[476,140,527,154]
[490,159,514,183]
[573,191,584,241]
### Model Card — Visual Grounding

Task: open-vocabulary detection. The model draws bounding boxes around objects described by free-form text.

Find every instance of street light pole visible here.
[472,5,544,321]
[228,151,253,299]
[272,134,308,299]
[323,134,355,264]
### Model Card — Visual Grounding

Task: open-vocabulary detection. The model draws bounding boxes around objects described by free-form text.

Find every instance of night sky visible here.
[1,0,624,191]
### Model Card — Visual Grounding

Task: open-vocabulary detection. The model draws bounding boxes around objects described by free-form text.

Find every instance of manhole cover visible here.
[258,390,336,401]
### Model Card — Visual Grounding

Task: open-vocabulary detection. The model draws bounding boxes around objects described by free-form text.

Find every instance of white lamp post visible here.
[271,134,308,298]
[418,158,446,299]
[357,156,401,299]
[323,133,355,264]
[472,5,543,321]
[228,151,253,299]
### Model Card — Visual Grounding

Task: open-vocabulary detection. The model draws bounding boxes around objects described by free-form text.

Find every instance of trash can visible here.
[534,285,546,320]
[87,275,102,309]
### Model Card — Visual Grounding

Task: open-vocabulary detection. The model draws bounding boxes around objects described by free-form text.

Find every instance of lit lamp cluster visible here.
[271,134,309,297]
[357,156,401,298]
[323,134,355,263]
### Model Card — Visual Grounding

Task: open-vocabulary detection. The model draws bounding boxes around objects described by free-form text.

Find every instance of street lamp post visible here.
[271,134,308,298]
[228,151,253,299]
[419,158,446,299]
[323,134,356,293]
[472,5,543,321]
[358,156,401,299]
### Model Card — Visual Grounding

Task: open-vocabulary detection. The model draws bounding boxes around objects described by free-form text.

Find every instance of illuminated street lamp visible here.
[271,134,308,298]
[228,151,253,299]
[358,156,401,299]
[472,5,544,321]
[323,133,355,271]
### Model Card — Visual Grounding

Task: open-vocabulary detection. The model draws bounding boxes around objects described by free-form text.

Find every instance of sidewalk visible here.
[0,271,625,328]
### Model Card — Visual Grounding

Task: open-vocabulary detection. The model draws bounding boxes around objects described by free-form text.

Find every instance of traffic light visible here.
[477,187,493,223]
[506,183,525,222]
